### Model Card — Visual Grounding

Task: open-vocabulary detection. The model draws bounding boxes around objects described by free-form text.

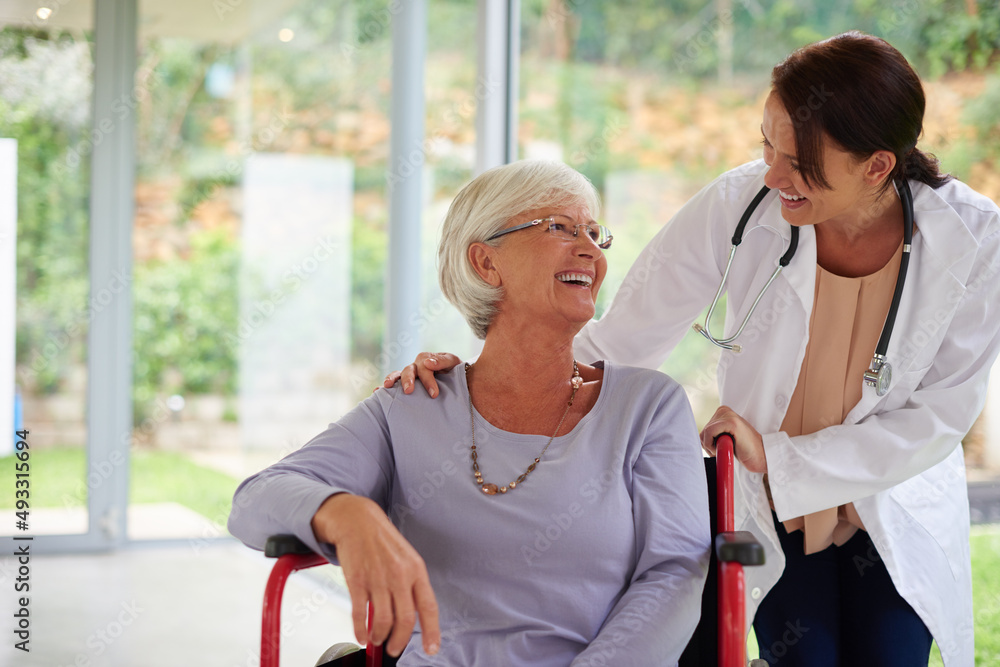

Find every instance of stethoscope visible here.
[693,180,914,396]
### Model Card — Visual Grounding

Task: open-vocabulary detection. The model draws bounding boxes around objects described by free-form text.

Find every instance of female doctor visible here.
[390,32,1000,665]
[573,31,1000,666]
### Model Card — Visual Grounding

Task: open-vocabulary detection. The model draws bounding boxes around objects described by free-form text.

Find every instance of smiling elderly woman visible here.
[228,159,710,666]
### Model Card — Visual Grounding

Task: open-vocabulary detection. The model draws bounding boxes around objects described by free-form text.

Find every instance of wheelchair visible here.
[257,434,765,667]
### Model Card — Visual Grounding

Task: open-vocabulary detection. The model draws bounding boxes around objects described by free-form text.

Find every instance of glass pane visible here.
[130,0,479,542]
[407,0,480,363]
[1,3,94,536]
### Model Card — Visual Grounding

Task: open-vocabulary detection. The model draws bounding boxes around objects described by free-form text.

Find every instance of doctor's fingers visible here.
[416,352,463,398]
[383,361,436,394]
[413,353,448,398]
[383,370,402,391]
[386,352,449,396]
[404,352,463,398]
[700,407,739,454]
[384,363,419,394]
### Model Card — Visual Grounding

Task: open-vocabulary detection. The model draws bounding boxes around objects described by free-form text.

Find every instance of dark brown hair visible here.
[771,31,951,193]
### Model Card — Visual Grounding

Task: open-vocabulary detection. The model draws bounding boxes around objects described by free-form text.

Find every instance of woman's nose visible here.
[572,230,600,255]
[763,161,788,190]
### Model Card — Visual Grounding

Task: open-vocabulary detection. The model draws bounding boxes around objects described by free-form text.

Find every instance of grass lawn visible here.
[971,527,1000,664]
[0,446,241,526]
[4,448,1000,661]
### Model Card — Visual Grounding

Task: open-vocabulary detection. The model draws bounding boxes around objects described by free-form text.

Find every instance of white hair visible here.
[438,160,601,339]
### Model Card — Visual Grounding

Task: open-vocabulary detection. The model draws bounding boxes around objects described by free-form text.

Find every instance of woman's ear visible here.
[864,150,897,187]
[469,243,502,287]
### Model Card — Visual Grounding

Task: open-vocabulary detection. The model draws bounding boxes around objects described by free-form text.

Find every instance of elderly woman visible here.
[228,159,711,666]
[391,33,1000,665]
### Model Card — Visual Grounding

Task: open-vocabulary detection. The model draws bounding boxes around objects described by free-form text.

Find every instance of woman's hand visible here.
[383,352,462,398]
[311,494,440,658]
[700,405,768,473]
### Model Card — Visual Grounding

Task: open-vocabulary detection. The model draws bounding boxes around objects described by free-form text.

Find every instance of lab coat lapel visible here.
[781,221,818,321]
[730,201,816,433]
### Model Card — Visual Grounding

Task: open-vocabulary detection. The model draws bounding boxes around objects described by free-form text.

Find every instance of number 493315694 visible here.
[14,429,29,531]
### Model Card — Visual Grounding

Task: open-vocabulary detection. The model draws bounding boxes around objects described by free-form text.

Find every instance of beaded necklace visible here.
[465,361,583,495]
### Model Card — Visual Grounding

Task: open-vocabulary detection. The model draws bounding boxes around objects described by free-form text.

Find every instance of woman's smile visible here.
[555,271,594,288]
[778,189,808,211]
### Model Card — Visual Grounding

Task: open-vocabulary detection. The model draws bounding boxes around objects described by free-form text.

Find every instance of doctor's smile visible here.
[777,190,807,209]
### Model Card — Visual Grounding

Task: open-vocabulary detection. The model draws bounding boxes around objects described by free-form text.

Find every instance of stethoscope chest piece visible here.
[863,354,892,396]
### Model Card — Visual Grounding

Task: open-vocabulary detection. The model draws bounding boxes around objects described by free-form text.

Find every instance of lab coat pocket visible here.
[888,454,969,582]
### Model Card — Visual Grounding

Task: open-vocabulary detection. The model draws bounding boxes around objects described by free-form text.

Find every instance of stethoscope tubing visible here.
[695,244,787,352]
[874,179,914,358]
[695,185,799,353]
[695,179,914,395]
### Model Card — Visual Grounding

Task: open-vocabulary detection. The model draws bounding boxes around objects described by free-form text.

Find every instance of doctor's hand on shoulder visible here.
[384,352,463,397]
[700,406,767,473]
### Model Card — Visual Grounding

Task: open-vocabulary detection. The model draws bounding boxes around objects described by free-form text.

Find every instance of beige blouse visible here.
[777,240,904,555]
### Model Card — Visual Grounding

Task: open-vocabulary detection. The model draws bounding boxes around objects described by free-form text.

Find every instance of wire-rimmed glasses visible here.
[486,214,613,250]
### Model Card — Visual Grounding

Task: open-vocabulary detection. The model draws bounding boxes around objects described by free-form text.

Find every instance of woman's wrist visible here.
[311,492,351,544]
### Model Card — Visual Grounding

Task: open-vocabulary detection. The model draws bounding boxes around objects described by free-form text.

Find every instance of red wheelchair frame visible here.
[714,433,762,666]
[258,433,763,667]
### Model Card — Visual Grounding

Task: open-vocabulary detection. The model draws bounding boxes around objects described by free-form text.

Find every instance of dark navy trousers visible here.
[753,513,933,666]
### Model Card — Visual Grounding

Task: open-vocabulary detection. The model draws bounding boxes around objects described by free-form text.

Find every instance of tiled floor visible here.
[0,539,357,667]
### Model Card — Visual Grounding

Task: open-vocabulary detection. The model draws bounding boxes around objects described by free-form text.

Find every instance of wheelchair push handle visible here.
[710,431,767,667]
[713,432,736,534]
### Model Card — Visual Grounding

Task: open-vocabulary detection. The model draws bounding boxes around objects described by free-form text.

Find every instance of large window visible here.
[2,2,95,537]
[129,0,479,542]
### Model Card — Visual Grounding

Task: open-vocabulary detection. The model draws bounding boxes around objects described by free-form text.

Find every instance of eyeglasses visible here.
[486,214,613,249]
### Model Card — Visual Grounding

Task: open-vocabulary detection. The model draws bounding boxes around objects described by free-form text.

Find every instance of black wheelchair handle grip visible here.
[265,534,314,558]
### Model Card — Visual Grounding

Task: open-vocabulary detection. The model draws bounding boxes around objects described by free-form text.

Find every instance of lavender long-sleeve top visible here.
[228,360,711,666]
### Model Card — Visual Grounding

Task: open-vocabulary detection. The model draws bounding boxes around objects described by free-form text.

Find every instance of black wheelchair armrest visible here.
[715,531,766,566]
[265,534,314,558]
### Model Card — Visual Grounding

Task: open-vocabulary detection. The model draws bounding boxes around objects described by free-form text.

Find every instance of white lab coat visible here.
[575,159,1000,666]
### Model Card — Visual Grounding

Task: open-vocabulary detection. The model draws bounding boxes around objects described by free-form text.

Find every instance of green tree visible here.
[132,228,238,422]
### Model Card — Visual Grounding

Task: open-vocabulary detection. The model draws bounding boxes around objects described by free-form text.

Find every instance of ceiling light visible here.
[36,7,52,20]
[278,28,294,42]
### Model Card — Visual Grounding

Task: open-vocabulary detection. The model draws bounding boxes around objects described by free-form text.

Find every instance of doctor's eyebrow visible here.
[760,125,798,162]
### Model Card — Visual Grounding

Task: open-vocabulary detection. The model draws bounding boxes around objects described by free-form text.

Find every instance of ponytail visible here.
[901,148,952,189]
